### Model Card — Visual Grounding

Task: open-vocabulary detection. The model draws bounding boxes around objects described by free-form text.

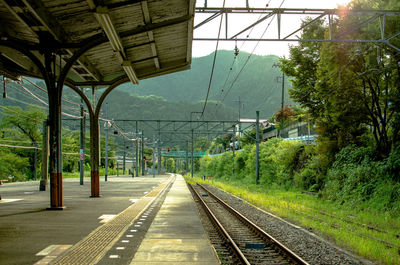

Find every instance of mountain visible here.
[118,50,290,118]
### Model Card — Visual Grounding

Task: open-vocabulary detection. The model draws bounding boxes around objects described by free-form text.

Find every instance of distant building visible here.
[263,121,317,144]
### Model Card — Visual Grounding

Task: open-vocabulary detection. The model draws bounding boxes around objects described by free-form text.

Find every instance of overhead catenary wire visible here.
[22,77,81,107]
[14,81,83,119]
[5,78,83,116]
[220,0,286,105]
[239,0,273,50]
[212,0,279,118]
[200,0,226,118]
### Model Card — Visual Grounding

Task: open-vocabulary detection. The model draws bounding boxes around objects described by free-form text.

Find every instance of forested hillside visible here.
[0,78,237,122]
[118,50,288,118]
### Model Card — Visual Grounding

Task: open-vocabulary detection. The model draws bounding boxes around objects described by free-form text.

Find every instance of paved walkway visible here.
[0,174,219,265]
[130,175,219,265]
[0,175,169,265]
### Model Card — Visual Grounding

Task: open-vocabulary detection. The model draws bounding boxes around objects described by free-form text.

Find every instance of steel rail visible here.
[188,184,251,265]
[197,183,309,265]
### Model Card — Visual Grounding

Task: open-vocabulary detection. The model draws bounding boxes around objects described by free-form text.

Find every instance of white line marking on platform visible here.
[36,245,60,256]
[126,235,133,238]
[129,198,139,203]
[98,214,116,223]
[134,224,140,227]
[121,240,129,243]
[116,247,125,250]
[130,229,137,232]
[0,199,23,204]
[109,255,119,259]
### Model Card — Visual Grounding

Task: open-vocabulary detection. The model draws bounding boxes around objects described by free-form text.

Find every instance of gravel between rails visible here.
[203,184,375,265]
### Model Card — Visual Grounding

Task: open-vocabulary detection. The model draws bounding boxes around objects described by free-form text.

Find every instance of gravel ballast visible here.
[202,184,374,265]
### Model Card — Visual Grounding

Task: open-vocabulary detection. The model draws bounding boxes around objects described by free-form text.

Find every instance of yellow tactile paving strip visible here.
[50,176,174,265]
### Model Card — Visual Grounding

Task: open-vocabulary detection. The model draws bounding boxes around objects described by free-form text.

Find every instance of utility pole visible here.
[186,140,189,172]
[272,63,285,109]
[34,142,37,180]
[157,122,161,175]
[104,102,108,182]
[273,63,285,138]
[256,111,260,185]
[40,119,49,191]
[152,135,155,178]
[281,72,285,109]
[80,89,85,185]
[123,138,126,175]
[191,129,194,178]
[141,132,144,176]
[136,121,139,178]
[233,96,243,148]
[232,125,236,175]
[132,138,135,177]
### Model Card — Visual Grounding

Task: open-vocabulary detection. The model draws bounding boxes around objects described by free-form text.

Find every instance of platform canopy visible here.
[0,0,196,86]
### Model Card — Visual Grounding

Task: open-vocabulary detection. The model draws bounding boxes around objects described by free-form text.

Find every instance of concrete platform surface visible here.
[130,175,219,265]
[0,174,169,265]
[0,174,220,265]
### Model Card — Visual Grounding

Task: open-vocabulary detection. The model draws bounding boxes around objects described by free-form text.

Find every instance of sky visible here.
[192,0,353,57]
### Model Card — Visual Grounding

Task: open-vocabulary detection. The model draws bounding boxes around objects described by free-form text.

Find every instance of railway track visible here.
[189,183,309,265]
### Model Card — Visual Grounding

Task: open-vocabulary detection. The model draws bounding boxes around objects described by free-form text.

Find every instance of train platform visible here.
[0,174,219,265]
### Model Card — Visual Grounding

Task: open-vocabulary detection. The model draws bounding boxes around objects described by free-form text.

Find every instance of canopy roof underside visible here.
[0,0,195,86]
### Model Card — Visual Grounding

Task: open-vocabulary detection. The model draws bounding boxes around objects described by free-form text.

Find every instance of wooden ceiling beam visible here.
[186,0,195,63]
[0,47,41,77]
[22,0,68,42]
[94,5,139,84]
[141,1,160,69]
[1,0,103,81]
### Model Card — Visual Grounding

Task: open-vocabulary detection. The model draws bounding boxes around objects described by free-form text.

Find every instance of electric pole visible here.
[40,119,49,191]
[272,62,285,109]
[123,139,126,175]
[135,121,139,178]
[152,135,155,178]
[232,125,236,175]
[233,96,243,149]
[256,111,260,185]
[191,129,194,178]
[141,132,144,176]
[186,140,189,173]
[104,102,108,181]
[157,122,161,175]
[80,90,85,185]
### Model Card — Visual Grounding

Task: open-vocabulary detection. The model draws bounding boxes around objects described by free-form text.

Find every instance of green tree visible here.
[0,105,46,179]
[280,0,400,159]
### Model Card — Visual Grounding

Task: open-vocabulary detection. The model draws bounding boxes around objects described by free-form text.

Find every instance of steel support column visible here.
[157,121,161,175]
[186,140,189,172]
[45,51,64,209]
[136,121,139,178]
[141,133,145,175]
[89,112,101,197]
[66,75,129,198]
[40,119,49,191]
[80,91,85,185]
[191,129,194,178]
[255,111,260,185]
[232,125,235,175]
